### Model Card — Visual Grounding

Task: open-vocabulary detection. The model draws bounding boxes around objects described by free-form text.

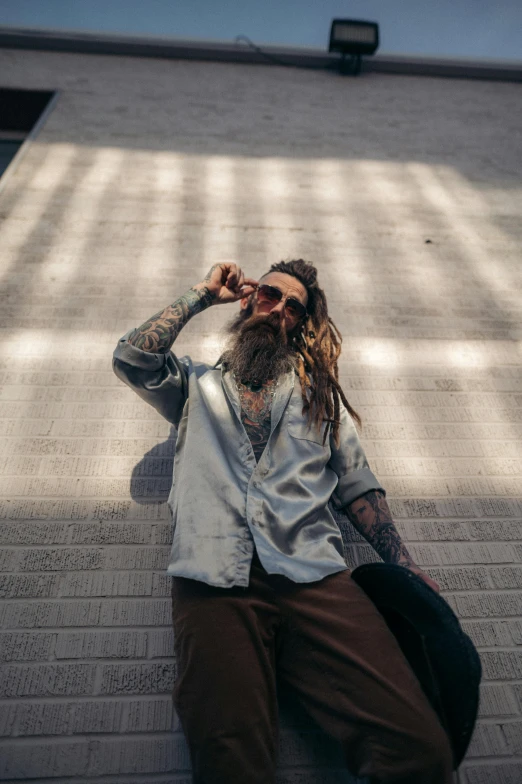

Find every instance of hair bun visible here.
[270,258,318,287]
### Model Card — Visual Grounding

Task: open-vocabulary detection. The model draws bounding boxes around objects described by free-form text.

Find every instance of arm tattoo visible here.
[128,286,214,353]
[345,490,415,567]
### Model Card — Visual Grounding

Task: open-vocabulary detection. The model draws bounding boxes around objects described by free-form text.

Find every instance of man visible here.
[113,259,453,784]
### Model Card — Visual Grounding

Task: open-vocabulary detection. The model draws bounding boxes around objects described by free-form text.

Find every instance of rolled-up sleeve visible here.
[112,330,189,426]
[328,401,385,508]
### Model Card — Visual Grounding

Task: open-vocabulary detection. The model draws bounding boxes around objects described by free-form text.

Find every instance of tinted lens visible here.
[257,285,282,304]
[257,285,307,319]
[285,298,307,319]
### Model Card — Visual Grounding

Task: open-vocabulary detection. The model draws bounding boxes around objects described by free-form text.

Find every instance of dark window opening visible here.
[0,88,55,178]
[0,139,23,177]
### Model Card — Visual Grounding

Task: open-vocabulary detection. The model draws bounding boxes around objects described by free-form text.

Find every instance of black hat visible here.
[350,562,482,770]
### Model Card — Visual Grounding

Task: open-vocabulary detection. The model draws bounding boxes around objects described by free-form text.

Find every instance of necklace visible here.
[233,373,278,423]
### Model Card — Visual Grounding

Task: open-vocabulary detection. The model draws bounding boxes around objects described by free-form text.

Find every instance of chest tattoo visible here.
[235,380,276,462]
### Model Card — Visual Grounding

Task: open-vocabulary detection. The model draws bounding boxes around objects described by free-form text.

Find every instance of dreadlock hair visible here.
[266,259,361,447]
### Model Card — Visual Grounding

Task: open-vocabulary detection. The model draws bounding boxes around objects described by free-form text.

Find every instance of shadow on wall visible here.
[130,427,176,504]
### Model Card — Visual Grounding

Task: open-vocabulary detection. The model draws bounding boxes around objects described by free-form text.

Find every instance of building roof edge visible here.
[0,26,521,83]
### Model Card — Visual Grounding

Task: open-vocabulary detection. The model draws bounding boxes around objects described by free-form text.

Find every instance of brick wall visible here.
[0,48,520,782]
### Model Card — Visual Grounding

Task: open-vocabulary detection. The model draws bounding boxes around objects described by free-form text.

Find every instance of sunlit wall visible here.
[0,48,521,781]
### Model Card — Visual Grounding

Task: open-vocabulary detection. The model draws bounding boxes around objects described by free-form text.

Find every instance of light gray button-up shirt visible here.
[113,330,385,588]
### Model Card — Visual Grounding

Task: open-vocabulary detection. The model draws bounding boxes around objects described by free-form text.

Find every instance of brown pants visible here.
[171,547,454,784]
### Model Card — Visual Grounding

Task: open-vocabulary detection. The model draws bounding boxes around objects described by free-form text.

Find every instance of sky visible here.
[0,0,521,62]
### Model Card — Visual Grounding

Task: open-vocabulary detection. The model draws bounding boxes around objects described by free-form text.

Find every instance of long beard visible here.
[222,309,298,384]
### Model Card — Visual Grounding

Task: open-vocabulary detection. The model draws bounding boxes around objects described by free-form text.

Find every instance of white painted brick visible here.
[451,593,522,619]
[3,601,101,629]
[149,574,171,597]
[0,455,42,474]
[514,685,522,711]
[155,523,175,544]
[0,632,56,662]
[476,499,522,517]
[120,697,176,732]
[0,550,19,572]
[490,567,522,589]
[102,546,169,570]
[0,498,169,521]
[464,763,522,784]
[69,521,154,544]
[423,568,490,590]
[0,663,96,697]
[408,543,518,566]
[148,629,175,658]
[481,652,522,680]
[478,684,520,717]
[0,522,70,545]
[54,630,147,659]
[70,700,123,733]
[51,418,169,438]
[502,722,522,755]
[0,574,61,599]
[372,456,522,477]
[17,547,104,571]
[37,455,175,476]
[99,600,171,626]
[99,662,176,695]
[466,722,509,756]
[78,477,171,497]
[509,620,522,645]
[461,621,514,648]
[16,702,73,736]
[0,740,89,778]
[0,704,17,736]
[61,571,154,597]
[384,477,522,497]
[465,521,522,541]
[391,498,522,519]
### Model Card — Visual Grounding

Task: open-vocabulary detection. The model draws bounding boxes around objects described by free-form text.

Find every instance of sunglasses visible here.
[256,284,307,321]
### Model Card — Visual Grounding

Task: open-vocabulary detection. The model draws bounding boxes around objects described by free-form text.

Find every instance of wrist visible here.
[192,283,216,307]
[397,556,417,569]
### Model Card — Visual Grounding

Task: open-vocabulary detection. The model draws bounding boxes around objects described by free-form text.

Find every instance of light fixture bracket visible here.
[328,19,380,76]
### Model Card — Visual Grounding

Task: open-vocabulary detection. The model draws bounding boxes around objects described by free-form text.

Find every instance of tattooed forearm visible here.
[128,286,215,353]
[345,490,416,567]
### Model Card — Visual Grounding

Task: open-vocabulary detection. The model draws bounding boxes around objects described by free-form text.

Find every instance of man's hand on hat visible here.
[195,263,258,305]
[402,563,441,594]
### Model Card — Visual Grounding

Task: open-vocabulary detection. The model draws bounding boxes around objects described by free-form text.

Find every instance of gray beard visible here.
[222,310,298,384]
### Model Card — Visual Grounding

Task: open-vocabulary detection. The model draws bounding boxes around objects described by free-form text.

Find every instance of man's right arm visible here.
[127,285,214,354]
[112,264,257,424]
[127,263,257,353]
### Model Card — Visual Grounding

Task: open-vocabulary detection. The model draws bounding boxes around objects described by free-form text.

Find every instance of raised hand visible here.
[197,263,258,305]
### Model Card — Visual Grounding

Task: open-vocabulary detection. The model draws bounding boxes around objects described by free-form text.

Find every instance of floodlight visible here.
[328,19,380,75]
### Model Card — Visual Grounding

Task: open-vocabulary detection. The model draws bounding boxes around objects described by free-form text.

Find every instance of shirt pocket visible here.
[287,412,329,447]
